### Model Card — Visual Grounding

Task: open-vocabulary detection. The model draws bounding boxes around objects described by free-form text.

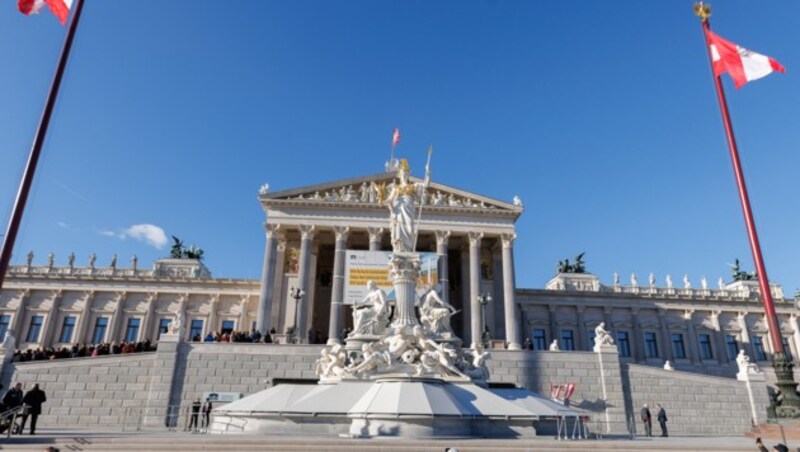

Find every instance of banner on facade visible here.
[344,250,438,305]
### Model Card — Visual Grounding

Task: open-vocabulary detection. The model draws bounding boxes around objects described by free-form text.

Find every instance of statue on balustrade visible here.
[350,281,389,336]
[593,322,614,347]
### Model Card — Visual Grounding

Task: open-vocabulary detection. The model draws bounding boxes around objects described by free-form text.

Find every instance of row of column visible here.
[254,223,521,348]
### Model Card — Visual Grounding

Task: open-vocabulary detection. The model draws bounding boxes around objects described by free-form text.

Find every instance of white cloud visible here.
[57,221,69,228]
[99,230,119,237]
[122,224,168,249]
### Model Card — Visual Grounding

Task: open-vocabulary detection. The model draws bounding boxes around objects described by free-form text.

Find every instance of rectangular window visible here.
[125,318,141,342]
[752,336,767,361]
[0,314,11,340]
[725,334,739,360]
[532,328,546,350]
[644,332,659,358]
[26,315,44,343]
[59,316,77,343]
[588,330,596,349]
[221,320,235,335]
[616,331,631,357]
[699,333,713,360]
[158,318,172,339]
[783,337,793,361]
[190,319,204,339]
[92,317,109,344]
[560,330,575,351]
[671,333,686,359]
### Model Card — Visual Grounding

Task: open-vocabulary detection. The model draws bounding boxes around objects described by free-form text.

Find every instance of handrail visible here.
[2,405,25,438]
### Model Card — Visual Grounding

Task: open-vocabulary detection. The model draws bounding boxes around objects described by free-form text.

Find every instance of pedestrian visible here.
[21,383,46,434]
[656,403,668,437]
[3,382,23,433]
[188,398,201,431]
[773,444,789,452]
[755,437,768,452]
[640,403,652,437]
[203,398,213,428]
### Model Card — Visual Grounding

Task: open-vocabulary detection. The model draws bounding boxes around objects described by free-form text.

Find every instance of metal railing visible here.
[121,404,212,433]
[1,405,26,438]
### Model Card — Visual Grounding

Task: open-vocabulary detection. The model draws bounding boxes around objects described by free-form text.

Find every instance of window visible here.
[725,334,739,360]
[616,331,631,357]
[644,332,659,358]
[671,333,686,359]
[588,330,597,349]
[698,333,713,360]
[92,317,109,344]
[158,319,172,338]
[783,337,794,361]
[125,318,141,342]
[26,315,44,343]
[221,320,235,335]
[190,319,204,339]
[752,336,767,361]
[560,330,575,351]
[532,328,546,350]
[59,316,76,343]
[0,315,10,340]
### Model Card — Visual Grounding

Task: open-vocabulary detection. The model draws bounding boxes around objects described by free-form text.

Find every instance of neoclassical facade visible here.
[0,166,797,381]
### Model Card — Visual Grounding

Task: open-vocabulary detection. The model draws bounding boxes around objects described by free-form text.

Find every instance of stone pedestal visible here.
[389,253,420,330]
[143,333,182,428]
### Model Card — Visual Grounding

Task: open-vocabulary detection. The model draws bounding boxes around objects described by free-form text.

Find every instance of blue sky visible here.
[1,1,798,293]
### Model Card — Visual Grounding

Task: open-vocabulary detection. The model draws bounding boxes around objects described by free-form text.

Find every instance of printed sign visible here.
[344,250,438,305]
[202,392,242,403]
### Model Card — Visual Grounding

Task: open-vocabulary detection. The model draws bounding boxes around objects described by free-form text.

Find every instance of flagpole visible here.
[0,0,85,293]
[696,2,799,417]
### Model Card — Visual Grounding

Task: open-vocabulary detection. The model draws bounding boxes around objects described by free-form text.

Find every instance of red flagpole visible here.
[699,15,783,355]
[0,0,85,293]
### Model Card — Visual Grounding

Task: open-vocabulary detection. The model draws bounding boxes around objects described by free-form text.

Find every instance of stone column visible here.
[328,226,349,345]
[74,291,95,344]
[41,290,63,346]
[548,306,559,346]
[368,227,383,252]
[142,293,158,341]
[295,225,315,343]
[435,230,450,305]
[459,243,471,340]
[492,243,505,339]
[631,307,644,361]
[738,312,756,358]
[791,315,800,362]
[658,310,674,362]
[685,309,701,365]
[207,294,219,336]
[468,232,483,348]
[711,310,729,364]
[271,236,287,331]
[501,233,520,350]
[256,223,280,334]
[109,292,128,343]
[577,305,587,351]
[10,289,30,346]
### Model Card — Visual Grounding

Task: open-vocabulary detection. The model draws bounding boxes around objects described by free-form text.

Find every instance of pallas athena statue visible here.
[377,158,431,253]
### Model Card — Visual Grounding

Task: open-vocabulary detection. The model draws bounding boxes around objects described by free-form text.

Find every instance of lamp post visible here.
[290,287,305,344]
[478,292,492,349]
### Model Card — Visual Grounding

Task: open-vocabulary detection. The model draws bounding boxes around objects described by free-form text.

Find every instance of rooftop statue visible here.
[170,236,205,261]
[730,258,757,282]
[556,252,586,274]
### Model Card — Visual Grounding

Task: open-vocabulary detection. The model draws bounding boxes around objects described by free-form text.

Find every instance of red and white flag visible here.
[706,29,786,89]
[392,128,401,149]
[18,0,73,26]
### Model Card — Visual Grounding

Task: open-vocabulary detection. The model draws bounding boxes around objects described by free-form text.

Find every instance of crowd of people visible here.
[12,340,156,362]
[190,328,330,344]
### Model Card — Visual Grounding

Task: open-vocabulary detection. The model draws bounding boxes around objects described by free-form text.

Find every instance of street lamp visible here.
[477,292,492,348]
[290,287,305,344]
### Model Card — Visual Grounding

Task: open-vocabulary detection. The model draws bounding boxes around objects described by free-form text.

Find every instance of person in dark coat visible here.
[3,382,23,433]
[755,437,769,452]
[656,403,668,437]
[202,399,213,428]
[640,403,652,437]
[20,383,46,434]
[187,398,201,431]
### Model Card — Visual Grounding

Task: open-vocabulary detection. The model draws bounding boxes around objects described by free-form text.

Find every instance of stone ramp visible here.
[0,431,765,451]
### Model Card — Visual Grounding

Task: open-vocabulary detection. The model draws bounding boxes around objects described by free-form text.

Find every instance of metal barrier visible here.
[120,403,212,433]
[1,405,26,438]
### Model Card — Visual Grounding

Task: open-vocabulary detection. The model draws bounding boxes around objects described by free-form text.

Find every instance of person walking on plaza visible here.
[20,383,46,434]
[640,403,652,437]
[188,398,201,431]
[656,403,668,437]
[3,382,23,433]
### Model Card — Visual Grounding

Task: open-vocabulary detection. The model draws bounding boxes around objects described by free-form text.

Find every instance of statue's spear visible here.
[411,146,433,252]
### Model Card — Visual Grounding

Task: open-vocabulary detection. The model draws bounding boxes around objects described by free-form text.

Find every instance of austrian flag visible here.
[706,29,786,89]
[18,0,73,25]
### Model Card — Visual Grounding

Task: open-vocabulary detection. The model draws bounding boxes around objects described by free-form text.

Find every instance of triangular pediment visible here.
[260,172,523,216]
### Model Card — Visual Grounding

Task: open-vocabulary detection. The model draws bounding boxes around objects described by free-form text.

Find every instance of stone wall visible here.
[621,363,766,436]
[1,353,156,428]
